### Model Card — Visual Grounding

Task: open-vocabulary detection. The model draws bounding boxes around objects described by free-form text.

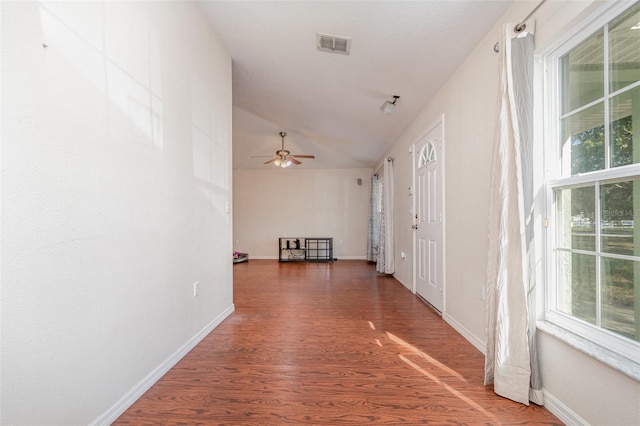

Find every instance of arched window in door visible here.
[418,141,436,168]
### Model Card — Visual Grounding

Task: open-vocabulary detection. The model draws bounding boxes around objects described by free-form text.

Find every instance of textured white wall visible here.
[384,0,640,424]
[1,1,233,424]
[233,169,371,259]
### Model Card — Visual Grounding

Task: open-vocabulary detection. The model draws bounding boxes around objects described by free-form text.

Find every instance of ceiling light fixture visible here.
[256,131,315,168]
[381,95,400,114]
[274,158,292,168]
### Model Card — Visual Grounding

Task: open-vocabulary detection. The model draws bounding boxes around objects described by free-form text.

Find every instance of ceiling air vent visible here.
[317,33,351,55]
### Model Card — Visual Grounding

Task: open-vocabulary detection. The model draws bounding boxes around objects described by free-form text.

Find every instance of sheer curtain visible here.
[484,23,543,406]
[367,175,382,262]
[377,158,394,274]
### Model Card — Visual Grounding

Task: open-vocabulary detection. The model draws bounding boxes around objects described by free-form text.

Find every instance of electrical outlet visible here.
[193,281,199,297]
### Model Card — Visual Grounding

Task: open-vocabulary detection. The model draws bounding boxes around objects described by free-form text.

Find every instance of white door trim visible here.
[411,141,417,294]
[412,114,446,314]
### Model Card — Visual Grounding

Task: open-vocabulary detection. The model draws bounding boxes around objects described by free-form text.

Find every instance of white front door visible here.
[415,121,444,312]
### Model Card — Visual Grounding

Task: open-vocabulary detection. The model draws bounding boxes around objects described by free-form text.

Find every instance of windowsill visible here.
[537,320,640,382]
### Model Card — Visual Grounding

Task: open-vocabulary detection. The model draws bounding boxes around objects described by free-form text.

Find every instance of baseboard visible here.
[249,256,367,260]
[442,315,588,425]
[90,304,235,426]
[543,389,589,426]
[442,312,486,355]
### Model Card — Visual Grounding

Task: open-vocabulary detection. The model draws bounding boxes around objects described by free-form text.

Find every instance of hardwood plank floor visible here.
[115,260,561,425]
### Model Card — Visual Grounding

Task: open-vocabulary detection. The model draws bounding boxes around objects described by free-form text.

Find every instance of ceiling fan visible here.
[257,131,315,168]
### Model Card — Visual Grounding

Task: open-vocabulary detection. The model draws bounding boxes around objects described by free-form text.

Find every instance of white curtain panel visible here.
[376,183,386,273]
[484,24,543,406]
[367,175,381,262]
[383,159,395,274]
[376,159,395,274]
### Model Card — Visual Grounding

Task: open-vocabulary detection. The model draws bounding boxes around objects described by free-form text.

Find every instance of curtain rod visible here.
[374,157,393,177]
[493,0,546,53]
[515,0,547,33]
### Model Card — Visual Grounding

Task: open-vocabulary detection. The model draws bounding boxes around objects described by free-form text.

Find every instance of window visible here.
[418,142,436,168]
[545,2,640,363]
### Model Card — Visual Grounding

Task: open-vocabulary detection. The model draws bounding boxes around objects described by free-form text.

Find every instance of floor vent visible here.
[317,33,351,55]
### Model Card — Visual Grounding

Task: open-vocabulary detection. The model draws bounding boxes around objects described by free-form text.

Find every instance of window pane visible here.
[558,186,596,251]
[601,257,638,342]
[561,30,604,114]
[557,251,597,324]
[609,3,640,93]
[551,2,640,358]
[610,87,639,168]
[561,103,605,175]
[601,180,639,255]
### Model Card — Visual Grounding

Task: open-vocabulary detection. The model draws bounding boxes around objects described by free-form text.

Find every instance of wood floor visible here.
[115,260,561,425]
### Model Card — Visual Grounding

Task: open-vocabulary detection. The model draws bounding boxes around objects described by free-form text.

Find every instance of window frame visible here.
[542,0,640,368]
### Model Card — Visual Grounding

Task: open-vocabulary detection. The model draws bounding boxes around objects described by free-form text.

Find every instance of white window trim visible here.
[540,0,640,381]
[537,320,640,380]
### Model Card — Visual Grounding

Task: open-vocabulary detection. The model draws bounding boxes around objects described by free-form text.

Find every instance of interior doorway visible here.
[413,117,445,312]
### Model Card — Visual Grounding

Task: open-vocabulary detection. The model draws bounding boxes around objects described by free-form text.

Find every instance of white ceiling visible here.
[199,1,514,170]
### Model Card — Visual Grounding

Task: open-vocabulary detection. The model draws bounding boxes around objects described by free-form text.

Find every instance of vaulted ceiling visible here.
[199,1,515,170]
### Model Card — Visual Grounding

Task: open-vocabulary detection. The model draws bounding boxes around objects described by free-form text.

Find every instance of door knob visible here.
[411,224,418,230]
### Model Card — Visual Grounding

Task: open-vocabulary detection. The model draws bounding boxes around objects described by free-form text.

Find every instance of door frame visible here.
[412,114,446,313]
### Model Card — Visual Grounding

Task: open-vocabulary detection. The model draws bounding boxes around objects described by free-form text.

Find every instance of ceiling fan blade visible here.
[290,155,315,159]
[251,155,275,158]
[289,157,302,165]
[263,157,278,164]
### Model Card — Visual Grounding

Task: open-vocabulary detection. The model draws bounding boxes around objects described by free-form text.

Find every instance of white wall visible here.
[1,1,233,424]
[384,0,640,424]
[234,168,371,259]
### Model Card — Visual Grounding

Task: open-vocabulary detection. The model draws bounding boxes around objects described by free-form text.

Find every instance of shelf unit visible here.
[278,237,333,262]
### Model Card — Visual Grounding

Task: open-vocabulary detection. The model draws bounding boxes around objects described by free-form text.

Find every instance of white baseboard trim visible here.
[442,312,486,355]
[441,315,588,425]
[543,389,589,426]
[90,304,235,426]
[249,256,367,260]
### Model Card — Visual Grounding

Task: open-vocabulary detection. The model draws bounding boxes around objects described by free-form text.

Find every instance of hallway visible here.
[115,260,560,424]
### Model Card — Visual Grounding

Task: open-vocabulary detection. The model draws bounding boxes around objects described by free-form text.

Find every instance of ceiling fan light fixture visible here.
[257,131,315,168]
[381,95,400,114]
